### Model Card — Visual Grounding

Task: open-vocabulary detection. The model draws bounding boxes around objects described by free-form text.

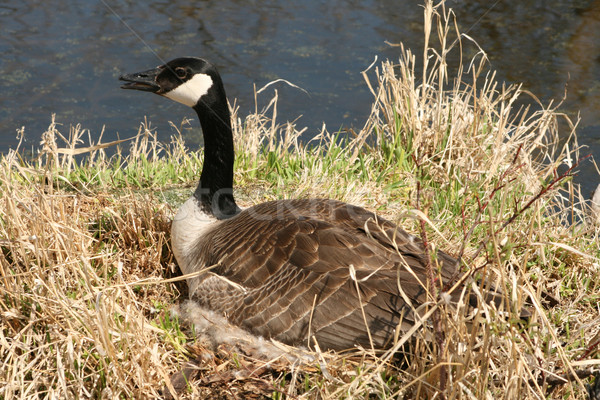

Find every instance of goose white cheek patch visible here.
[163,73,213,107]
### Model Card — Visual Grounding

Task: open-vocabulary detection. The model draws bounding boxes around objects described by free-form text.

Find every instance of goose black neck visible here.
[192,93,240,220]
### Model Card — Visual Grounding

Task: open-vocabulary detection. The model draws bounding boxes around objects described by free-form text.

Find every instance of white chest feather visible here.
[163,73,213,107]
[171,197,218,277]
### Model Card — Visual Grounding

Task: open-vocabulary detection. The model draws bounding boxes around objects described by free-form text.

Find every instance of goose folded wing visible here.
[192,206,444,350]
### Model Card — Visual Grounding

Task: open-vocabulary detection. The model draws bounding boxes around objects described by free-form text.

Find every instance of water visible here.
[1,0,599,193]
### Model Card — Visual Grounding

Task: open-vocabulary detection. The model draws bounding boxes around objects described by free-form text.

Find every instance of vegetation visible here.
[1,2,599,398]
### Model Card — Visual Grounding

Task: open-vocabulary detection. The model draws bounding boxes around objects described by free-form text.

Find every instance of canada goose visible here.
[119,57,499,351]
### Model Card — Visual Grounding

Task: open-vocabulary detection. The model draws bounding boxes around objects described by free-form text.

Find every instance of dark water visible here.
[1,0,599,193]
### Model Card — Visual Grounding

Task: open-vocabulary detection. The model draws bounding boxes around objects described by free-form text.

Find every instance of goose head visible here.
[119,57,222,108]
[120,57,238,219]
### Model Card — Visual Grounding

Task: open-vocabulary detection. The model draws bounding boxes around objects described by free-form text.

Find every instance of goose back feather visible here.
[176,197,463,350]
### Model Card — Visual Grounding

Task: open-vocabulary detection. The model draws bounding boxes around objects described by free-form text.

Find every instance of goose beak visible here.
[119,67,161,92]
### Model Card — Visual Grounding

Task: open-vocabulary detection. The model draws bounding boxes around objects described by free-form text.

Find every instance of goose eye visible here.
[175,67,187,79]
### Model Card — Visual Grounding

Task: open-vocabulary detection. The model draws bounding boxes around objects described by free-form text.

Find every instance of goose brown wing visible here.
[191,199,460,350]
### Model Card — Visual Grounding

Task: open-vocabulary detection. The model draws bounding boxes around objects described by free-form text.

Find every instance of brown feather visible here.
[182,198,488,351]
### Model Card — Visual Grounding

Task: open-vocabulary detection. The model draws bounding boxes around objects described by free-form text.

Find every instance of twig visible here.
[466,154,591,267]
[578,333,600,362]
[447,146,525,285]
[413,155,447,398]
[528,368,598,392]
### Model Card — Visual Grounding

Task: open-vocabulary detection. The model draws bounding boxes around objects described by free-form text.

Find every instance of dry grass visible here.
[2,1,600,398]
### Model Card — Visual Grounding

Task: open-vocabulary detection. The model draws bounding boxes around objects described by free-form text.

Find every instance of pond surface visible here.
[1,0,599,193]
